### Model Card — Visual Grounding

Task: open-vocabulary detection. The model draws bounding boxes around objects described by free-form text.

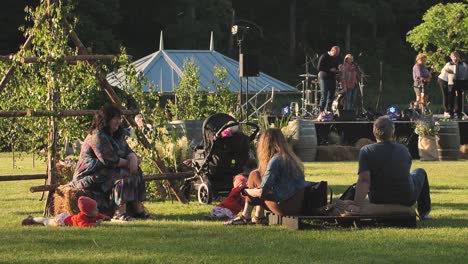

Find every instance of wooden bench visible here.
[267,213,417,230]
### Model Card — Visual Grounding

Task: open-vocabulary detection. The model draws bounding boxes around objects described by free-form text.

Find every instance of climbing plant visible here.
[0,0,151,158]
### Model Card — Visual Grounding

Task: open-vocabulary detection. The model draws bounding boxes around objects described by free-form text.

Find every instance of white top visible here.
[438,63,449,82]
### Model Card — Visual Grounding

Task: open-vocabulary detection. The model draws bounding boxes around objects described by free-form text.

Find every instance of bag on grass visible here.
[339,183,356,201]
[302,181,332,216]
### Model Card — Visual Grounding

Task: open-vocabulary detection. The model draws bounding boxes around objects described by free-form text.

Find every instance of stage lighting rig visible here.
[386,105,399,121]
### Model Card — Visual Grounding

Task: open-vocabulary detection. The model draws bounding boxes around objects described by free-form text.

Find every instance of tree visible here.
[169,58,208,120]
[407,3,468,71]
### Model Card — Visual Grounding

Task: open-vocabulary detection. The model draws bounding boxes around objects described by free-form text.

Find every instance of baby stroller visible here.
[181,113,259,204]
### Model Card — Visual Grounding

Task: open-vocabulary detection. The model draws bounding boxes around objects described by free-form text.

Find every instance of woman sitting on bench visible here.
[70,104,149,221]
[225,128,307,225]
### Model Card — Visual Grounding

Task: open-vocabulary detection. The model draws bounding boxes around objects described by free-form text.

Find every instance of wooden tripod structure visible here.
[0,0,188,213]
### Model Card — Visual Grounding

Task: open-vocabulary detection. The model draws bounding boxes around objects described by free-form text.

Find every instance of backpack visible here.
[302,181,332,216]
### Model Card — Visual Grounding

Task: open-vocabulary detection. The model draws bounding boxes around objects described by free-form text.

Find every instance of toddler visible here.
[22,196,108,227]
[209,175,247,219]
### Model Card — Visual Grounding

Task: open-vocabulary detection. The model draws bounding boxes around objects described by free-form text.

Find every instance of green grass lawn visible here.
[0,154,467,263]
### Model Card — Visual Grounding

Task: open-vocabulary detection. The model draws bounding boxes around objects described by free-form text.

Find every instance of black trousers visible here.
[437,78,449,112]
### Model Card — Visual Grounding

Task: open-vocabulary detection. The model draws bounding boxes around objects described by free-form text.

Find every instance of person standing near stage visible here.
[318,46,341,114]
[444,51,466,119]
[412,54,432,107]
[438,58,450,118]
[339,54,360,111]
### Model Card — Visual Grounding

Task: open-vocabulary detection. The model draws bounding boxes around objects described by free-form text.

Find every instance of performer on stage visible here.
[318,46,341,113]
[438,59,450,118]
[339,54,360,111]
[443,51,466,119]
[412,54,431,107]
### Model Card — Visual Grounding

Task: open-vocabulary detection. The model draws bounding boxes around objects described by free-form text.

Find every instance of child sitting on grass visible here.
[22,196,109,227]
[208,175,247,220]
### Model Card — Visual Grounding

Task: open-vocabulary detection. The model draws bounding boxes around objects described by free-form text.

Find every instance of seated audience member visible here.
[70,104,149,221]
[347,116,432,220]
[225,128,307,225]
[208,175,247,220]
[134,114,153,134]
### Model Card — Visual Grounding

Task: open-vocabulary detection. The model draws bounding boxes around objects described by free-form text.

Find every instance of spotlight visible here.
[281,106,290,115]
[231,25,250,35]
[386,105,398,120]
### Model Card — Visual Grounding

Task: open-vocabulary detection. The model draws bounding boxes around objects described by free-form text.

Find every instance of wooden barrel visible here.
[287,119,318,162]
[436,121,460,161]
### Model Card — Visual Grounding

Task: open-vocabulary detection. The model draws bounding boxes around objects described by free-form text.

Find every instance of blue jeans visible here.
[408,168,431,215]
[344,88,357,111]
[319,78,336,112]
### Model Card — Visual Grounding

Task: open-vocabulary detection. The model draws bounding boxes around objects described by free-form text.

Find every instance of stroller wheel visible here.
[180,183,192,201]
[197,182,213,204]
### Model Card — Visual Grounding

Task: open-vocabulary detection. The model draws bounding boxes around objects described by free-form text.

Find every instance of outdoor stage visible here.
[312,119,468,159]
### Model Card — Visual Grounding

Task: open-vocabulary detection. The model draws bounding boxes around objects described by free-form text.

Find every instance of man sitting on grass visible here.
[347,116,432,220]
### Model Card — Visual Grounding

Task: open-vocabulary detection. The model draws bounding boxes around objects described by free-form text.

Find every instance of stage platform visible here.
[311,120,468,159]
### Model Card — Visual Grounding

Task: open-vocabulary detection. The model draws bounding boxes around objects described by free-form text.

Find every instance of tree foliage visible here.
[169,59,237,120]
[407,3,468,71]
[0,0,148,157]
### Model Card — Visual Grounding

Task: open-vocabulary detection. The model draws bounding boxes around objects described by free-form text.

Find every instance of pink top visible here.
[341,63,358,89]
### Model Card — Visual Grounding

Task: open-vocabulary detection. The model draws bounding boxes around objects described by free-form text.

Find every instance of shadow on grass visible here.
[0,197,38,202]
[431,185,467,191]
[419,217,468,228]
[433,203,468,210]
[157,212,211,221]
[13,210,43,216]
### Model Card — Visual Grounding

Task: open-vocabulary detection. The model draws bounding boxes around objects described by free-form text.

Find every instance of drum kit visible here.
[298,73,320,117]
[297,71,371,119]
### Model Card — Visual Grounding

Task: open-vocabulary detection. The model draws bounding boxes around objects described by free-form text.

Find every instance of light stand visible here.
[232,25,248,121]
[302,55,310,118]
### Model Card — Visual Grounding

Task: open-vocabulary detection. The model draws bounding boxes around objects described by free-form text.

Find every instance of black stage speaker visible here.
[239,54,259,77]
[336,110,356,121]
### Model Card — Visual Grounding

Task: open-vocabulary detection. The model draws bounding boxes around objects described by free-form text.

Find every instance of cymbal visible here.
[299,73,317,78]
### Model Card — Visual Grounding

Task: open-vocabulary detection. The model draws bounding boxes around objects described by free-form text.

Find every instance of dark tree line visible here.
[0,0,465,107]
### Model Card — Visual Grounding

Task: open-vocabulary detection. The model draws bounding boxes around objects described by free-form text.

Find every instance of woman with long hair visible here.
[225,128,307,225]
[71,104,150,221]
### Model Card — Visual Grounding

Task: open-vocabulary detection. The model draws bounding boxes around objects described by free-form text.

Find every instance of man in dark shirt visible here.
[317,46,341,113]
[349,116,432,220]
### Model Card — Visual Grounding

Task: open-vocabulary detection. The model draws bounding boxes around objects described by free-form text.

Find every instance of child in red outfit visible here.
[22,196,108,227]
[209,175,247,219]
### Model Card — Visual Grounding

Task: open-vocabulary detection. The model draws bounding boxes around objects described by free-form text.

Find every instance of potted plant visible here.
[414,113,439,161]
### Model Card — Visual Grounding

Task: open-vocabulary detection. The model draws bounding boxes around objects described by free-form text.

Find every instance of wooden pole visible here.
[0,174,46,181]
[44,72,59,216]
[0,55,124,63]
[29,171,194,193]
[0,109,139,117]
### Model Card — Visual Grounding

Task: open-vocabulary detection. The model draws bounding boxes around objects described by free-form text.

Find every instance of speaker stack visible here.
[239,54,259,77]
